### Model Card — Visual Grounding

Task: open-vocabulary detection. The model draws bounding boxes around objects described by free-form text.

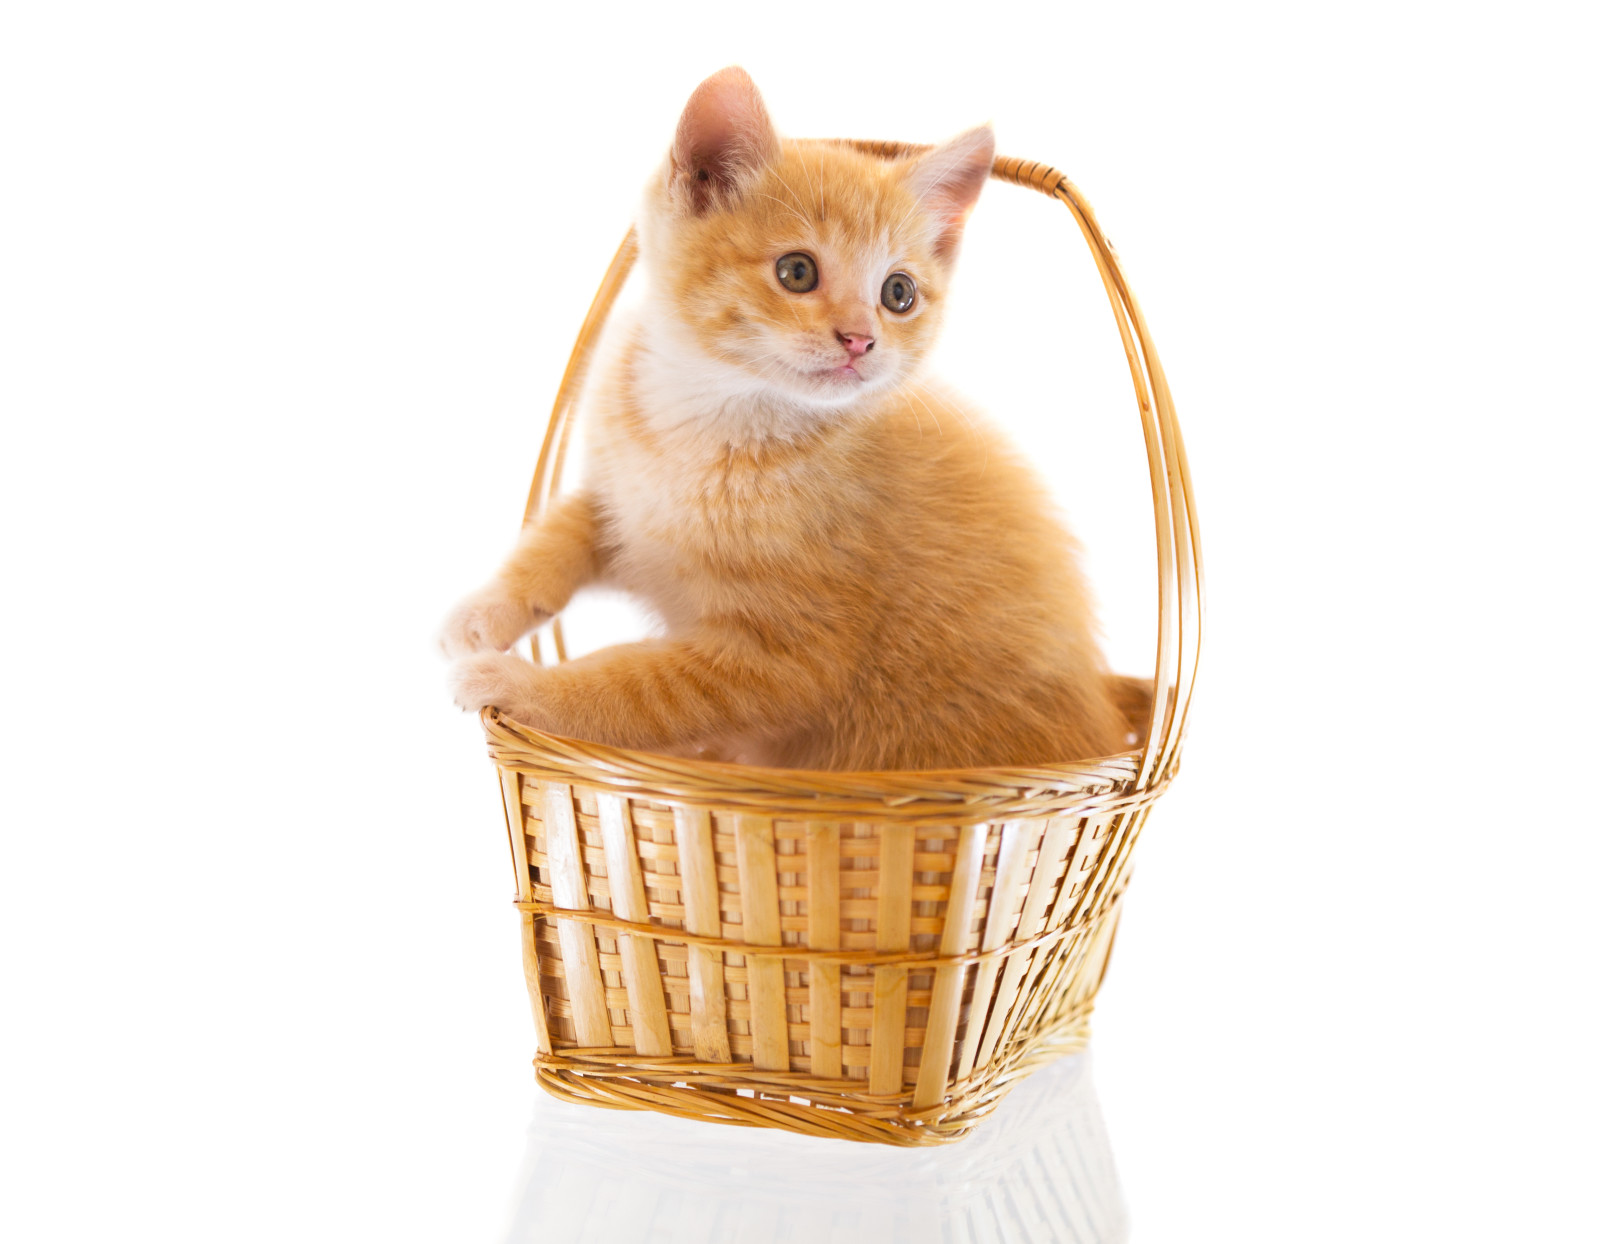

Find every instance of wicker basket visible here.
[479,143,1201,1146]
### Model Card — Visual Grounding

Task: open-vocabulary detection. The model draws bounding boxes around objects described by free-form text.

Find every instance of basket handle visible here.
[520,145,1201,787]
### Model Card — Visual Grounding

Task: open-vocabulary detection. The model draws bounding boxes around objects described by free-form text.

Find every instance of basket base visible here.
[532,1003,1096,1147]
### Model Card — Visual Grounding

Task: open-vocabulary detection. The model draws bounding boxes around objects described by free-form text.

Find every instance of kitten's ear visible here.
[906,125,996,259]
[670,67,779,215]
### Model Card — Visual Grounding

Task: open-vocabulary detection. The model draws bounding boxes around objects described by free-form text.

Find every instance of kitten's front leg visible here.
[452,636,812,753]
[439,492,604,658]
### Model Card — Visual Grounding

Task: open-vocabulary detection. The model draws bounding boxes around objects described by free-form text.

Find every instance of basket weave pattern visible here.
[482,145,1201,1145]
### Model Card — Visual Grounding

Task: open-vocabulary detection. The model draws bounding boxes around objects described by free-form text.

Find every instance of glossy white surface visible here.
[504,1055,1125,1243]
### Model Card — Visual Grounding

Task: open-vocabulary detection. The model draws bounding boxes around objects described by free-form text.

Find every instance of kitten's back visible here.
[761,386,1126,770]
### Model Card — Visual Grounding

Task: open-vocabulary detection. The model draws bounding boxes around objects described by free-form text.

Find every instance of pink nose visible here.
[836,331,875,356]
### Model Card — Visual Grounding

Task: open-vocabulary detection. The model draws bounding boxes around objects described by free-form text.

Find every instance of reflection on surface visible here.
[502,1051,1127,1243]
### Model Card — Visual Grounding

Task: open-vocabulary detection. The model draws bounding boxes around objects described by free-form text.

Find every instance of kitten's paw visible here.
[438,588,549,659]
[449,650,545,723]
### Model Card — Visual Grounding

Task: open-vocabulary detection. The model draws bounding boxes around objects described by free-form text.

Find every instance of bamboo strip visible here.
[526,843,973,871]
[1070,810,1136,931]
[988,825,1094,1056]
[912,824,988,1109]
[734,815,788,1071]
[972,819,1076,1068]
[522,229,638,526]
[526,873,968,907]
[869,824,915,1093]
[1164,394,1205,784]
[1054,812,1116,930]
[673,806,730,1062]
[501,768,553,1055]
[530,905,966,942]
[955,822,1036,1081]
[806,822,842,1077]
[595,794,672,1056]
[541,783,611,1047]
[559,981,941,1013]
[517,898,1101,968]
[549,1029,942,1064]
[1077,899,1125,1003]
[1005,890,1118,1053]
[1051,178,1182,784]
[1065,180,1200,784]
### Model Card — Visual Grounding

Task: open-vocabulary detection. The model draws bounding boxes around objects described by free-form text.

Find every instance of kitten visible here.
[441,67,1127,770]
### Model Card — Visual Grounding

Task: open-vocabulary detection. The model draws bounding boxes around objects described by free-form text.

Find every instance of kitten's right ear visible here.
[907,125,995,260]
[670,67,779,215]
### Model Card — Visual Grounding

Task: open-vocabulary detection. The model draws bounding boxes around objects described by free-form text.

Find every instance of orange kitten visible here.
[442,67,1126,770]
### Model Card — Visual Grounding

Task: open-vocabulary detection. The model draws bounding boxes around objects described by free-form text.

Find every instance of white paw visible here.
[438,588,547,660]
[449,650,542,721]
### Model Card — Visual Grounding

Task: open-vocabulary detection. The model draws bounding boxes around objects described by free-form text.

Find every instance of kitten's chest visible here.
[605,440,817,554]
[596,431,847,611]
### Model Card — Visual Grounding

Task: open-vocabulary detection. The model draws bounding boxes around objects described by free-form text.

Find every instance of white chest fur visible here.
[583,316,876,631]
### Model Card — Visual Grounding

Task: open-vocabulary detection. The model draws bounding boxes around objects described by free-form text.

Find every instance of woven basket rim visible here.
[484,707,1171,823]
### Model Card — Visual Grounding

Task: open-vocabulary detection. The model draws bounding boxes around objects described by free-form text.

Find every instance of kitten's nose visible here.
[836,331,875,357]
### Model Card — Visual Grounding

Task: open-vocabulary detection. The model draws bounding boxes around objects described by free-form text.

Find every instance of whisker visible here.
[767,167,812,218]
[906,386,944,438]
[748,192,811,231]
[798,150,824,224]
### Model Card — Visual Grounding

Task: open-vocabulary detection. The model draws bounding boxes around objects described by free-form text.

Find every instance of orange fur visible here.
[442,68,1124,769]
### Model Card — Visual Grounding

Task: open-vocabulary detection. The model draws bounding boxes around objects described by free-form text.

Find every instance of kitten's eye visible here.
[776,252,819,293]
[881,272,916,313]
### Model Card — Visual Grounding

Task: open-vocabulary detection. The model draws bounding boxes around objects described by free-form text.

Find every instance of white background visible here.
[3,2,1596,1240]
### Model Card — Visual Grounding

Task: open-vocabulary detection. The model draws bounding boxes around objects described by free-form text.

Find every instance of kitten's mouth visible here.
[778,355,877,402]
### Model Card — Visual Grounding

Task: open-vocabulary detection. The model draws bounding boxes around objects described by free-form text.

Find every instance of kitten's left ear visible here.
[907,125,996,259]
[670,67,780,215]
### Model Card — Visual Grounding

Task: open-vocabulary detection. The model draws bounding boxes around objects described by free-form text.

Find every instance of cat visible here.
[441,66,1128,770]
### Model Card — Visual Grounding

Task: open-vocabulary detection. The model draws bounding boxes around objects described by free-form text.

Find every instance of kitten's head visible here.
[637,67,994,415]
